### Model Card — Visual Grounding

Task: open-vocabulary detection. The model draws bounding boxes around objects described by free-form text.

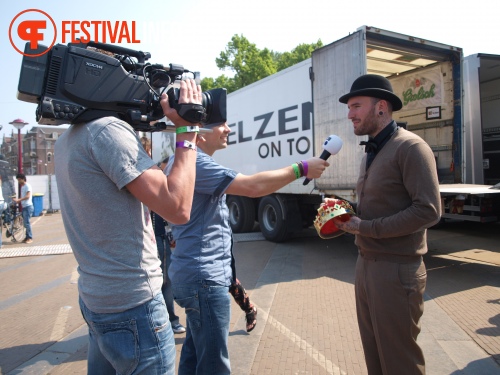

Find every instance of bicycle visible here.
[1,196,26,243]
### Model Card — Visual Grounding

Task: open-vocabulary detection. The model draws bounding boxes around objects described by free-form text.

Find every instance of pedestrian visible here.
[229,253,257,333]
[54,79,201,375]
[166,123,329,375]
[12,173,34,244]
[158,151,255,333]
[140,145,187,336]
[151,210,186,334]
[0,176,8,249]
[331,74,441,375]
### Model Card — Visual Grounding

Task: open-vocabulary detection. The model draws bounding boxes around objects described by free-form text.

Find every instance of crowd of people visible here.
[51,72,440,375]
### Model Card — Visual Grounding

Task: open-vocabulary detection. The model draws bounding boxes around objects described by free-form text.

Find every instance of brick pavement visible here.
[425,222,500,368]
[2,214,500,374]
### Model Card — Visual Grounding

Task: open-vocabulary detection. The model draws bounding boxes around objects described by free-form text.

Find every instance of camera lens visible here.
[202,88,227,126]
[167,87,227,126]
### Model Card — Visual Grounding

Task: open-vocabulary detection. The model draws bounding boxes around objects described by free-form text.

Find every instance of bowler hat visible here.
[339,74,402,111]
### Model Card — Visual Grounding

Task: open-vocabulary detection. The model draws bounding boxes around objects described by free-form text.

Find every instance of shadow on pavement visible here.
[0,337,82,374]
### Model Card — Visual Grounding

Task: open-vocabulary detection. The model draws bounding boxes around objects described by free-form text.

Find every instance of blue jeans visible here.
[156,235,179,325]
[0,202,7,246]
[79,293,176,375]
[22,205,34,239]
[172,281,231,375]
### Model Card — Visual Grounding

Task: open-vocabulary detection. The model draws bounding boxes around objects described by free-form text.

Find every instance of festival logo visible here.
[9,9,141,57]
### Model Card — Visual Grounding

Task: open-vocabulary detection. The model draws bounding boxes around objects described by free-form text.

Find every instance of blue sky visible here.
[1,0,498,140]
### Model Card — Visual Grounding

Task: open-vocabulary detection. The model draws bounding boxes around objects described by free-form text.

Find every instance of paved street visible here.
[0,213,499,374]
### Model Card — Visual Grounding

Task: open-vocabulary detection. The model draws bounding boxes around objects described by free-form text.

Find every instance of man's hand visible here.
[323,197,361,235]
[304,157,330,179]
[332,215,361,235]
[160,79,202,127]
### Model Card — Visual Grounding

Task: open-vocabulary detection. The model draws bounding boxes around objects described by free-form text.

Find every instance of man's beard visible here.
[354,107,379,136]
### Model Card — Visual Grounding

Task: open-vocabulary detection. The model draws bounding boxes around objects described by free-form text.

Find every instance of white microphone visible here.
[303,135,343,185]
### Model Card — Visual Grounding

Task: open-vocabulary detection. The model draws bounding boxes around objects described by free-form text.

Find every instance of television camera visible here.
[16,41,226,132]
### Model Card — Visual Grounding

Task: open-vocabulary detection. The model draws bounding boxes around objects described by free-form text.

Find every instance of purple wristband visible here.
[176,140,197,151]
[301,160,308,176]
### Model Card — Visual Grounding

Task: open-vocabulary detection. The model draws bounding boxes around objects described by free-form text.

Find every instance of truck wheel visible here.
[258,196,290,242]
[227,196,255,233]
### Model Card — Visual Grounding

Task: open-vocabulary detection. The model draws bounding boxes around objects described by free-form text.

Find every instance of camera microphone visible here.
[303,135,343,186]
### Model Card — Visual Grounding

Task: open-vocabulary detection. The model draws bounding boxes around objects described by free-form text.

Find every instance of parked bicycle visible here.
[1,196,26,242]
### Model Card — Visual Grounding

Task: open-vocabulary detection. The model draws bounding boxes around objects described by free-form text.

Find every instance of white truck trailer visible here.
[310,27,500,227]
[153,26,500,241]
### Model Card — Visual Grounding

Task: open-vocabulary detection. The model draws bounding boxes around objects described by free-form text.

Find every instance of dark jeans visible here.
[156,235,180,325]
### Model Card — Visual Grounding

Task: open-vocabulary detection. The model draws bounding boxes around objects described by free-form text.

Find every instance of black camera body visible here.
[17,41,226,132]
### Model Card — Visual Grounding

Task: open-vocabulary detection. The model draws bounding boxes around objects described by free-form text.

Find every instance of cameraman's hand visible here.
[304,157,330,179]
[160,79,202,127]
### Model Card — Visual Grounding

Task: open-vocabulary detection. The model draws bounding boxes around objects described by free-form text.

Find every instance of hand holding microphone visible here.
[303,135,343,185]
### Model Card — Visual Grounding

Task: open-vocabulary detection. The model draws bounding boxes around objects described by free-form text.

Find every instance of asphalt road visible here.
[0,213,499,374]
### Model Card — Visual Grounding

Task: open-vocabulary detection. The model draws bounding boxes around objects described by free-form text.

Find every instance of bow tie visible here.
[359,140,378,153]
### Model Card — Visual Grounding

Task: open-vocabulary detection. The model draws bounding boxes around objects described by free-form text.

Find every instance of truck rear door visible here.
[311,28,366,195]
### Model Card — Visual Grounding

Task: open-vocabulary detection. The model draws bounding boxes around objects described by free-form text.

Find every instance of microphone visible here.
[303,135,343,185]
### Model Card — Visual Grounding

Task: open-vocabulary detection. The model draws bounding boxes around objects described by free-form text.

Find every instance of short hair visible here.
[371,97,393,112]
[16,173,26,181]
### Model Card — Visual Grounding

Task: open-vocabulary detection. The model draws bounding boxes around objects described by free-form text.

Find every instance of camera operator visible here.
[54,79,201,375]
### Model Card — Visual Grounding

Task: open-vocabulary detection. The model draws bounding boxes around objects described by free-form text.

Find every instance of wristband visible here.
[297,161,304,177]
[176,125,200,134]
[301,160,309,176]
[176,140,197,151]
[291,163,301,179]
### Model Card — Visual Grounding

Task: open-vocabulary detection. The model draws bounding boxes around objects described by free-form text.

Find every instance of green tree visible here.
[275,41,323,71]
[201,35,322,93]
[215,34,277,90]
[200,75,237,93]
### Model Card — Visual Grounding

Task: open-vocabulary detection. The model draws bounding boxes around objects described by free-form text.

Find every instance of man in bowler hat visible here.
[329,74,441,374]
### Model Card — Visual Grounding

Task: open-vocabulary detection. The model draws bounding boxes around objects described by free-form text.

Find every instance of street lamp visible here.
[9,118,28,198]
[9,119,28,174]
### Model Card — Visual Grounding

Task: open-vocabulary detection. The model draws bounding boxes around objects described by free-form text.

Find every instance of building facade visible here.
[1,126,66,175]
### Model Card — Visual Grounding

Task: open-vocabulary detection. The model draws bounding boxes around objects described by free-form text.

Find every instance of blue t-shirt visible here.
[167,150,237,286]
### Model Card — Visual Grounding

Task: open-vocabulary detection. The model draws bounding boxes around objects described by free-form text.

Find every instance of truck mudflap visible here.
[258,194,302,242]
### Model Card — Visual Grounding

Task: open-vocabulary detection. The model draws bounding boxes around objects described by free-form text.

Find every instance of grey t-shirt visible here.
[54,117,161,313]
